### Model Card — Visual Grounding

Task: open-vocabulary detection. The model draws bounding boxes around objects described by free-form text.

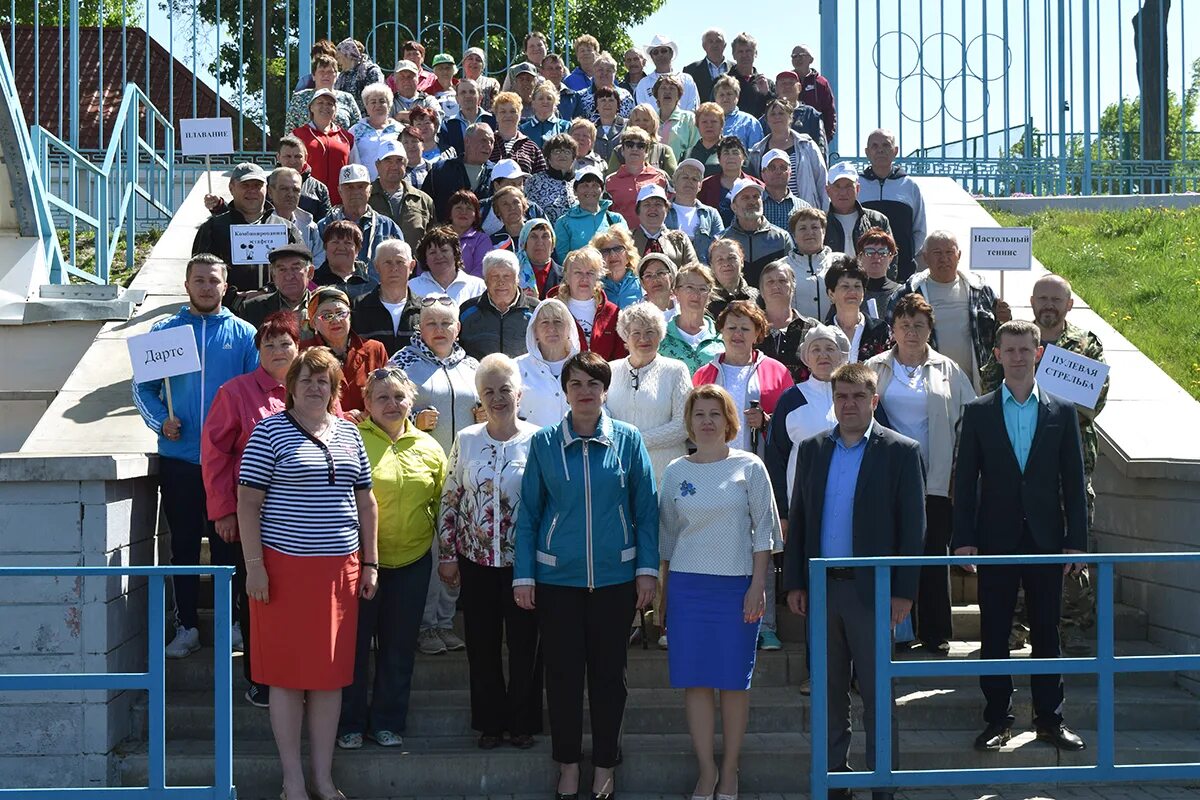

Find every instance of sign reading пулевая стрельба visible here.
[1036,344,1109,410]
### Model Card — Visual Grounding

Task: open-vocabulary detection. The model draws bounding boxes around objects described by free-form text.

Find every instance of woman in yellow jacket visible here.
[338,366,448,750]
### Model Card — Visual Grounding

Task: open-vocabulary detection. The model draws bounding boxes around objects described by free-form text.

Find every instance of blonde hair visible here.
[493,90,524,115]
[475,353,523,395]
[628,104,662,142]
[286,347,343,412]
[684,384,740,443]
[695,101,724,124]
[590,226,639,273]
[364,365,418,405]
[562,246,607,291]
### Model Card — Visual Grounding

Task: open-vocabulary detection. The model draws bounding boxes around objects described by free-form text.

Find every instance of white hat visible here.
[675,158,706,177]
[798,323,852,368]
[490,158,529,182]
[338,163,371,185]
[762,148,791,169]
[643,33,679,61]
[375,139,407,162]
[730,177,764,200]
[573,166,605,185]
[826,161,859,185]
[636,184,669,205]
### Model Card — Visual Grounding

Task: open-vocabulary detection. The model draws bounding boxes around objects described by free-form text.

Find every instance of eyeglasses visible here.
[419,295,456,308]
[641,270,671,281]
[599,245,626,256]
[861,246,894,257]
[621,141,647,149]
[629,366,641,391]
[316,309,350,323]
[677,284,711,295]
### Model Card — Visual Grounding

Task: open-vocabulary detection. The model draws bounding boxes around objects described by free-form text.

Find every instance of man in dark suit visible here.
[682,28,734,104]
[421,123,496,221]
[953,320,1089,753]
[783,362,926,800]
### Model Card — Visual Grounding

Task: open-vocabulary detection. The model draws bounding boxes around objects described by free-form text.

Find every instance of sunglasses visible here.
[599,245,626,256]
[621,140,647,149]
[316,309,350,323]
[649,48,672,57]
[419,295,456,308]
[372,366,408,381]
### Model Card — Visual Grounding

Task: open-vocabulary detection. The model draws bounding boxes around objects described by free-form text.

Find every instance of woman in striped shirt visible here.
[237,346,379,800]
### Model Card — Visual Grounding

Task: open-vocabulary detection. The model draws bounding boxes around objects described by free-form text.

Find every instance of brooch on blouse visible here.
[679,480,697,497]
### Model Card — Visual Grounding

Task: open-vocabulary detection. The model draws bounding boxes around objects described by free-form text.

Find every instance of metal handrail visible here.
[30,83,174,285]
[0,566,235,798]
[809,552,1200,795]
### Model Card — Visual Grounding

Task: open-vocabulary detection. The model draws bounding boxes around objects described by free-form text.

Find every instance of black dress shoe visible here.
[510,733,535,749]
[555,794,577,800]
[973,722,1013,751]
[478,734,502,749]
[1036,723,1086,751]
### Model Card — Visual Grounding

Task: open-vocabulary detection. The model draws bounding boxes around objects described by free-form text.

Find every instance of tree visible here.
[8,0,134,27]
[167,0,665,150]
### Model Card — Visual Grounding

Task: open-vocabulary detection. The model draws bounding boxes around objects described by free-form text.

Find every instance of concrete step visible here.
[117,729,1200,798]
[157,683,1199,742]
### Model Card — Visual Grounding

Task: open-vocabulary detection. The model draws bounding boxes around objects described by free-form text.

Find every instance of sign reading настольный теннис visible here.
[969,227,1033,271]
[1036,344,1109,410]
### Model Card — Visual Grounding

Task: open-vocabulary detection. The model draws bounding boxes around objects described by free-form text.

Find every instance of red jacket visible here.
[605,164,669,228]
[800,70,837,142]
[555,288,628,362]
[300,331,388,413]
[293,124,355,206]
[692,350,795,416]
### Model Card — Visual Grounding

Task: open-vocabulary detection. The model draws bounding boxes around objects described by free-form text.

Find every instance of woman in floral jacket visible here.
[436,353,543,750]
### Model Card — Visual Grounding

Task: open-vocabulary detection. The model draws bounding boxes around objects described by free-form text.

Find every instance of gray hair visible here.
[267,166,301,189]
[375,238,413,263]
[361,82,395,107]
[758,259,796,288]
[475,352,522,394]
[921,229,960,253]
[616,301,667,343]
[419,295,460,322]
[594,51,618,70]
[466,122,495,139]
[481,249,520,278]
[464,47,488,68]
[867,127,898,148]
[456,77,479,92]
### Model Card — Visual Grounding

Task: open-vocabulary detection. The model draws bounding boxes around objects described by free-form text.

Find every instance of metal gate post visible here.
[819,0,839,156]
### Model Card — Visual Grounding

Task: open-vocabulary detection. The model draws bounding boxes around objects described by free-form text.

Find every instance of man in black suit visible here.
[421,123,496,222]
[953,320,1089,753]
[682,28,734,104]
[783,362,926,800]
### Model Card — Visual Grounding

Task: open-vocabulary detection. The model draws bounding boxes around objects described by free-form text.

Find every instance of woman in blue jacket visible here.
[514,351,659,800]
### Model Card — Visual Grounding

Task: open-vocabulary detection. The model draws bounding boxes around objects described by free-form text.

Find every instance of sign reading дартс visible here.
[127,325,202,384]
[969,227,1033,271]
[179,118,234,156]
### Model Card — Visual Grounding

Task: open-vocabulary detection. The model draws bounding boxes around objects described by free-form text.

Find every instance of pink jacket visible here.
[201,367,288,523]
[692,350,795,416]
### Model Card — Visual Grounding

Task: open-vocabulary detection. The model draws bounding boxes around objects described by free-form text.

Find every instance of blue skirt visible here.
[666,570,760,690]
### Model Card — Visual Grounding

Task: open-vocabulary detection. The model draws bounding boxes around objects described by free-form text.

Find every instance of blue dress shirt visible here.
[819,423,872,559]
[1001,382,1040,472]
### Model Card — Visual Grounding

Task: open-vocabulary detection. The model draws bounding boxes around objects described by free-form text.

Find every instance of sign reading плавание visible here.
[179,118,234,157]
[1036,344,1110,410]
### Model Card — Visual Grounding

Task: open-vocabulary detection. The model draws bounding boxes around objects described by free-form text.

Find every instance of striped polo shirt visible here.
[238,412,373,556]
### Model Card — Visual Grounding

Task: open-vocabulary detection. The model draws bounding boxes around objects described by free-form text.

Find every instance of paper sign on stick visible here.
[969,227,1033,271]
[128,325,202,384]
[230,224,288,265]
[1036,344,1110,410]
[179,117,235,156]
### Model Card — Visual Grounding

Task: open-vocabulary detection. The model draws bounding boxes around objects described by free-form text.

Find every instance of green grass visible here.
[987,206,1200,400]
[58,227,164,287]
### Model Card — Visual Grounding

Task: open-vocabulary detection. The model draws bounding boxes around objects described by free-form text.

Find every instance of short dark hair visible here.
[892,293,935,328]
[594,85,619,102]
[543,132,577,160]
[823,255,868,293]
[312,53,337,73]
[448,189,482,229]
[186,252,228,280]
[830,362,878,395]
[716,299,769,344]
[561,351,612,392]
[717,134,747,156]
[276,134,305,153]
[408,105,437,126]
[321,219,363,248]
[255,310,301,349]
[855,228,897,254]
[416,225,464,272]
[996,319,1041,346]
[402,40,425,57]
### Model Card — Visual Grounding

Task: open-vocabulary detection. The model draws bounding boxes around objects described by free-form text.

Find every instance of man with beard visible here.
[133,254,260,660]
[980,274,1108,655]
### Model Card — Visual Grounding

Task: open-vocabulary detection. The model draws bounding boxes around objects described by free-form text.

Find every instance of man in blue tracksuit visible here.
[133,253,259,658]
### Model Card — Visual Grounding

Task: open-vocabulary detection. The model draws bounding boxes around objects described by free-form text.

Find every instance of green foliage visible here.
[173,0,664,149]
[989,206,1200,400]
[1093,55,1200,162]
[8,0,135,27]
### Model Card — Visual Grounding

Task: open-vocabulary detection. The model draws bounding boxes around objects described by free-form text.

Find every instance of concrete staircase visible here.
[116,571,1200,800]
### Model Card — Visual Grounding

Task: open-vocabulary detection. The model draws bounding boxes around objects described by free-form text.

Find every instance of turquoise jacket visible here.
[658,315,725,375]
[601,269,644,310]
[553,199,627,263]
[514,411,659,589]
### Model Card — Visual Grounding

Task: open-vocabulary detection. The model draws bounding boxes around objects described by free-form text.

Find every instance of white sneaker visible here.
[230,622,244,652]
[165,626,201,659]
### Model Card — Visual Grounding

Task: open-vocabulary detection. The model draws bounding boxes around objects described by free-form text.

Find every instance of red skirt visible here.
[250,548,360,690]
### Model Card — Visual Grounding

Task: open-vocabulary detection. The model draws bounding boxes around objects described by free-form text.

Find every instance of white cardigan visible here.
[605,354,693,486]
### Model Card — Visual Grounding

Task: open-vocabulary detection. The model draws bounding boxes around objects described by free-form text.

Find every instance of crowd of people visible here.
[132,26,1112,800]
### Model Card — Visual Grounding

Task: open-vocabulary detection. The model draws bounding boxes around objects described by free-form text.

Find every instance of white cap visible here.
[636,184,669,205]
[826,161,859,185]
[338,163,371,185]
[643,33,679,61]
[675,158,706,177]
[573,166,605,184]
[729,177,764,200]
[762,148,791,168]
[490,158,529,182]
[375,139,407,162]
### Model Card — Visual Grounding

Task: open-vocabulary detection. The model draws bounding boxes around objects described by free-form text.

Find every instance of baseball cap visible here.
[675,158,705,178]
[636,184,669,205]
[509,61,539,78]
[730,177,764,199]
[573,166,605,185]
[230,162,268,183]
[338,163,371,185]
[375,139,408,161]
[775,70,800,82]
[491,159,530,182]
[308,88,337,108]
[431,53,457,69]
[392,59,418,75]
[762,148,791,168]
[268,242,313,263]
[826,161,859,185]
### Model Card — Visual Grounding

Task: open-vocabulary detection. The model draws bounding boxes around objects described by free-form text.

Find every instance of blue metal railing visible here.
[29,84,174,285]
[0,566,235,799]
[809,552,1200,796]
